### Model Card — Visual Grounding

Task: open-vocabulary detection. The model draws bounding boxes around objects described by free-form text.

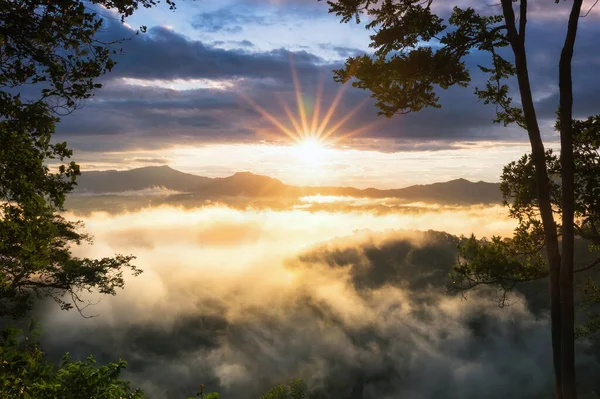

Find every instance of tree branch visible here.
[573,257,600,274]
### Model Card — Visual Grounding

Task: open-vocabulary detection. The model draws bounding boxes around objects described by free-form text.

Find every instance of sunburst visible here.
[238,57,380,151]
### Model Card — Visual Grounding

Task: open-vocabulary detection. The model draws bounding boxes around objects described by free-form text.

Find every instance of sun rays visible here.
[238,58,379,150]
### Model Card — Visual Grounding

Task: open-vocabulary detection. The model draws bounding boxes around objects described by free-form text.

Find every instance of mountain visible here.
[75,165,211,193]
[74,166,502,204]
[201,172,288,196]
[291,178,502,204]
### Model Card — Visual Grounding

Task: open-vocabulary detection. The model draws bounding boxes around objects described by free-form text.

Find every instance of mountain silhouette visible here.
[74,166,502,204]
[75,165,211,193]
[202,171,288,196]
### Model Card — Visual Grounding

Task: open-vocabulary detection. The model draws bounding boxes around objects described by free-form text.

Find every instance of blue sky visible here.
[56,0,600,187]
[124,0,371,58]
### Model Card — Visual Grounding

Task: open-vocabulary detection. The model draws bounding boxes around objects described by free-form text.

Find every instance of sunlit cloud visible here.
[37,204,577,398]
[72,186,184,197]
[121,77,238,91]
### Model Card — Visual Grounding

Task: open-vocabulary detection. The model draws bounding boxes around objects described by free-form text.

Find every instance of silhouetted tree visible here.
[452,115,600,322]
[0,1,185,397]
[323,0,593,397]
[0,0,189,317]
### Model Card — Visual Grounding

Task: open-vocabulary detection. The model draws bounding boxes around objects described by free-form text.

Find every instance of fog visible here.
[36,203,599,398]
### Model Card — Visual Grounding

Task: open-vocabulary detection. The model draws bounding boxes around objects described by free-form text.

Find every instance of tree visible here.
[0,1,191,397]
[453,115,600,294]
[0,0,188,317]
[258,379,307,399]
[323,0,592,397]
[0,325,144,398]
[452,114,600,295]
[1,325,225,399]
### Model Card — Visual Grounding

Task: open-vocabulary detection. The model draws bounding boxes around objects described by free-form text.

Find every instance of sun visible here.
[237,60,381,154]
[297,136,324,152]
[295,136,326,163]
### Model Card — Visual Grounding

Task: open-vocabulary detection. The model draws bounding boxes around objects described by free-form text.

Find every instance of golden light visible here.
[237,56,382,154]
[294,136,326,164]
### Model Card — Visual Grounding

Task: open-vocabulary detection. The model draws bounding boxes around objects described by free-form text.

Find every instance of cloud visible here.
[212,40,255,48]
[318,44,365,58]
[26,204,600,398]
[49,1,600,155]
[131,157,171,164]
[191,8,268,33]
[109,25,324,81]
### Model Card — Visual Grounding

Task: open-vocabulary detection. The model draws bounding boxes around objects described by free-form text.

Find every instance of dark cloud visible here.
[110,25,324,81]
[318,43,365,58]
[191,8,267,33]
[49,2,600,153]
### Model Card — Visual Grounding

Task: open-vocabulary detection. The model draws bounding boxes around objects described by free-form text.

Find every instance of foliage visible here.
[323,1,516,122]
[186,383,220,399]
[451,115,600,305]
[452,232,547,305]
[501,116,600,239]
[0,1,195,398]
[0,191,139,317]
[0,325,144,398]
[0,0,193,317]
[259,379,308,399]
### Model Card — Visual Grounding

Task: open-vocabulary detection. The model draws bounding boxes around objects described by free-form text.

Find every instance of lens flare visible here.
[238,56,376,151]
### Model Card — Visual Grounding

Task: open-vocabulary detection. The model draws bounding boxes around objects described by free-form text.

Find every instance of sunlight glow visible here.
[294,136,326,164]
[238,57,374,153]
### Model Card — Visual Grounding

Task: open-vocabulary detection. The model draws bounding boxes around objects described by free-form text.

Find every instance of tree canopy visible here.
[0,325,144,399]
[0,0,193,317]
[452,115,600,300]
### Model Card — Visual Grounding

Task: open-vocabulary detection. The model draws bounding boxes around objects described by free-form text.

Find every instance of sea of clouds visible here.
[34,203,600,398]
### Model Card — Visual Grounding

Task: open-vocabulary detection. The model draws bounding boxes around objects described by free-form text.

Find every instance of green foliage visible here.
[0,0,196,317]
[501,115,600,237]
[451,116,600,309]
[0,1,197,398]
[0,198,140,317]
[259,379,308,399]
[185,383,220,399]
[452,231,547,305]
[0,325,144,398]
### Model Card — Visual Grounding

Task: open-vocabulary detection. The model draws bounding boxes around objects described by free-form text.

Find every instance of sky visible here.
[56,0,600,188]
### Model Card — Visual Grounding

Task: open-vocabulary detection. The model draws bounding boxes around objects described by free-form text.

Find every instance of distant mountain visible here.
[202,172,288,196]
[75,165,211,193]
[296,178,502,204]
[74,166,502,204]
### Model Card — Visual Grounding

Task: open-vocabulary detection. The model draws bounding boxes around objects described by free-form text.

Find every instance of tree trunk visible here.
[558,1,583,398]
[500,1,563,396]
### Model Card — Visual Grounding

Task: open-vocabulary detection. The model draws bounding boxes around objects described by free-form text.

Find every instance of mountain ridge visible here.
[74,165,503,205]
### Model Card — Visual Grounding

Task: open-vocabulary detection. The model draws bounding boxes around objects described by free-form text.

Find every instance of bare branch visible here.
[573,257,600,274]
